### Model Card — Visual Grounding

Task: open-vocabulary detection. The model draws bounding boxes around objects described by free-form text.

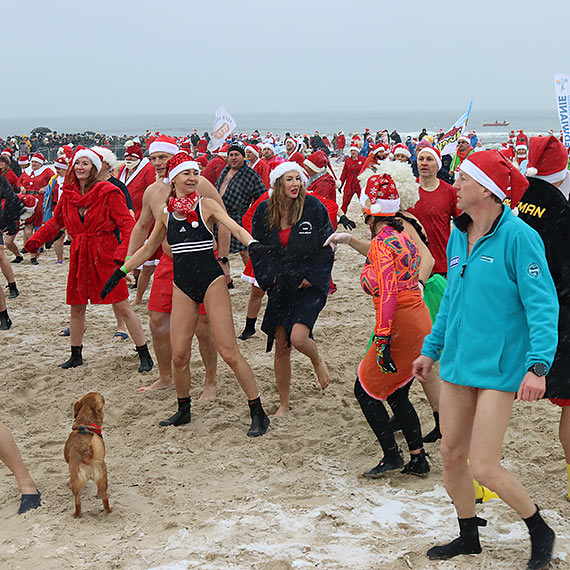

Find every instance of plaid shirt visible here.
[216,164,265,252]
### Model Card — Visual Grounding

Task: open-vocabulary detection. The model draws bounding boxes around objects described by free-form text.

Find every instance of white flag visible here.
[435,100,473,156]
[554,74,570,148]
[208,106,237,152]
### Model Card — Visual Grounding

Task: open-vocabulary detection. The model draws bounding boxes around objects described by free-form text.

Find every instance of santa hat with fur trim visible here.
[245,144,260,158]
[124,140,143,160]
[195,155,208,169]
[371,144,388,156]
[349,141,360,153]
[148,134,179,156]
[91,146,118,169]
[72,146,104,173]
[285,137,299,153]
[53,156,69,170]
[2,148,13,157]
[417,146,442,169]
[457,134,471,144]
[31,152,46,164]
[18,155,30,166]
[360,173,400,216]
[392,143,411,159]
[217,143,230,157]
[304,150,338,181]
[260,142,275,154]
[58,144,74,160]
[164,152,200,183]
[19,195,38,220]
[459,150,528,210]
[526,135,570,197]
[268,161,308,196]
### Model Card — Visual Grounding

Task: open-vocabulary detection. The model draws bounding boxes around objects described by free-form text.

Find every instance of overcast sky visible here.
[2,0,568,119]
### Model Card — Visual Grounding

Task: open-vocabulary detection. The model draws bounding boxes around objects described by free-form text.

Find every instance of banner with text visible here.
[435,100,473,156]
[554,73,570,148]
[208,106,237,152]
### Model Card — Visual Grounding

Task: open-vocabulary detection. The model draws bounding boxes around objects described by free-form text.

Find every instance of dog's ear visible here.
[73,399,82,418]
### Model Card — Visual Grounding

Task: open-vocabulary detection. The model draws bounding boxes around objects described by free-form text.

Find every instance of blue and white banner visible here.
[554,73,570,148]
[435,100,473,156]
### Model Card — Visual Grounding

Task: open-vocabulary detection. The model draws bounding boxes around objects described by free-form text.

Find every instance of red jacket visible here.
[117,159,156,218]
[3,169,18,189]
[308,173,336,202]
[201,155,226,185]
[340,155,366,193]
[287,151,305,167]
[336,135,346,150]
[251,159,270,189]
[17,165,54,194]
[26,181,134,305]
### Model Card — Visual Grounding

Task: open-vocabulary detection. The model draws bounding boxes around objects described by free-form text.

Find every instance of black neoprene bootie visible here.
[427,516,487,560]
[7,282,19,298]
[524,507,555,570]
[238,317,256,341]
[402,448,430,476]
[423,411,442,443]
[159,397,191,427]
[136,343,154,373]
[247,397,270,437]
[0,310,12,330]
[362,446,404,478]
[59,345,83,369]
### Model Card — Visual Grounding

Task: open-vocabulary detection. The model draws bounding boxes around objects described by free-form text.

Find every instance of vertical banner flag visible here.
[435,100,473,156]
[554,73,570,148]
[208,106,237,152]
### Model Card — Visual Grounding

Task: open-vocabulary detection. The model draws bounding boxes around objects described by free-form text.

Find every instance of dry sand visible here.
[1,197,569,570]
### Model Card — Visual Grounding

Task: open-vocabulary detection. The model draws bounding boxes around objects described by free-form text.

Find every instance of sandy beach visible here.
[1,193,569,570]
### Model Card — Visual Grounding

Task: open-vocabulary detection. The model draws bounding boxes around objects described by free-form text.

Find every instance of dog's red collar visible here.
[73,422,103,439]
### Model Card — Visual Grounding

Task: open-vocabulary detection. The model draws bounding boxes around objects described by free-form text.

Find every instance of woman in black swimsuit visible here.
[102,152,270,438]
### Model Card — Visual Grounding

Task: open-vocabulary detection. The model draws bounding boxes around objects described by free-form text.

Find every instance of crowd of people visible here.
[1,122,569,570]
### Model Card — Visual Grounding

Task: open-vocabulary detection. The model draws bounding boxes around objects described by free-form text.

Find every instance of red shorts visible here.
[147,253,206,315]
[549,398,570,407]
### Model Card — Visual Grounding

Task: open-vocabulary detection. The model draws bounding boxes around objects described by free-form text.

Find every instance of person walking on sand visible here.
[102,152,270,437]
[413,150,558,569]
[249,162,334,415]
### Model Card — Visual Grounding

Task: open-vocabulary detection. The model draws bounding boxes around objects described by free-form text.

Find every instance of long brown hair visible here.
[65,162,99,193]
[267,173,306,230]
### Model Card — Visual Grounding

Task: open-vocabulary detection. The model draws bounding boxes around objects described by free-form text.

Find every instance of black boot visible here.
[247,396,270,437]
[0,310,12,330]
[362,446,404,478]
[159,397,191,427]
[7,282,19,298]
[238,317,256,341]
[136,343,154,373]
[524,506,555,570]
[402,448,430,476]
[11,255,23,264]
[60,345,83,369]
[427,516,487,559]
[423,411,442,443]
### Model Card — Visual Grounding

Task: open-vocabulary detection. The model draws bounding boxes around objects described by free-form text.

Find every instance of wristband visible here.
[218,256,229,264]
[247,239,258,246]
[120,265,128,275]
[125,256,132,261]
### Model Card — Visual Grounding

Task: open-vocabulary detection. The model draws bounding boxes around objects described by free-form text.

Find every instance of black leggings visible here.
[354,378,423,455]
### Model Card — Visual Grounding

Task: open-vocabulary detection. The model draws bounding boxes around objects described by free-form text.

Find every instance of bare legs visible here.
[133,264,155,305]
[0,421,37,495]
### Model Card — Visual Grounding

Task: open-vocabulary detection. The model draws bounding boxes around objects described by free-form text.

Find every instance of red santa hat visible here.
[304,150,339,184]
[459,150,528,209]
[417,146,442,169]
[360,173,400,216]
[196,139,208,154]
[526,135,570,198]
[58,144,74,160]
[125,140,143,160]
[285,137,299,152]
[260,142,275,154]
[372,143,388,156]
[515,132,528,151]
[164,152,200,183]
[18,155,30,166]
[72,146,103,173]
[19,194,38,220]
[53,156,69,170]
[349,141,360,153]
[1,148,13,157]
[195,155,208,168]
[269,161,308,191]
[392,143,411,159]
[148,134,179,156]
[31,152,46,164]
[217,143,230,157]
[499,146,515,161]
[245,144,260,158]
[457,134,471,144]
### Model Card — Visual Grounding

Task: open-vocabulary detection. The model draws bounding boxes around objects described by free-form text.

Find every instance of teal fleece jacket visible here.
[421,206,559,392]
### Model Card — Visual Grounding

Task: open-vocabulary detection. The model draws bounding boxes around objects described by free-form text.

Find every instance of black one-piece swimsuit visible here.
[166,199,224,303]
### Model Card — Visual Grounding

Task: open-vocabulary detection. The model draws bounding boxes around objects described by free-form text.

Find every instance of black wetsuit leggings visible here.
[354,378,423,455]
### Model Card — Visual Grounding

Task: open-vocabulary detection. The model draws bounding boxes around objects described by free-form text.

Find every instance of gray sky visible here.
[2,0,568,118]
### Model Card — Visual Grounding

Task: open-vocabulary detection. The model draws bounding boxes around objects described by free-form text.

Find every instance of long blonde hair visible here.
[267,174,306,229]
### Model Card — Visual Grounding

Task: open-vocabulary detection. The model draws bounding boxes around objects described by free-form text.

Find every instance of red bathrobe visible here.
[287,151,305,167]
[117,158,156,218]
[307,173,336,202]
[26,180,134,305]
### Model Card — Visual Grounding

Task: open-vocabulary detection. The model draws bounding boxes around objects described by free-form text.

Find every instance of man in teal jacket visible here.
[413,150,558,570]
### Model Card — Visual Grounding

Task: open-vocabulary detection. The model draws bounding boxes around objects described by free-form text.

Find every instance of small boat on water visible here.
[482,120,510,127]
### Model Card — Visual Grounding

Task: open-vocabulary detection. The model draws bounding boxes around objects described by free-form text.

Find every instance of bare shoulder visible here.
[146,179,170,215]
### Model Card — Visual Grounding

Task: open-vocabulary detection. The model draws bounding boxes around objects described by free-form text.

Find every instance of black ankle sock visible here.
[248,396,261,407]
[244,317,256,331]
[136,343,150,356]
[177,397,191,410]
[524,506,555,569]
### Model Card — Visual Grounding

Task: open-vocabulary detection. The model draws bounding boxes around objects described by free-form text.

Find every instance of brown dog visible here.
[64,392,111,517]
